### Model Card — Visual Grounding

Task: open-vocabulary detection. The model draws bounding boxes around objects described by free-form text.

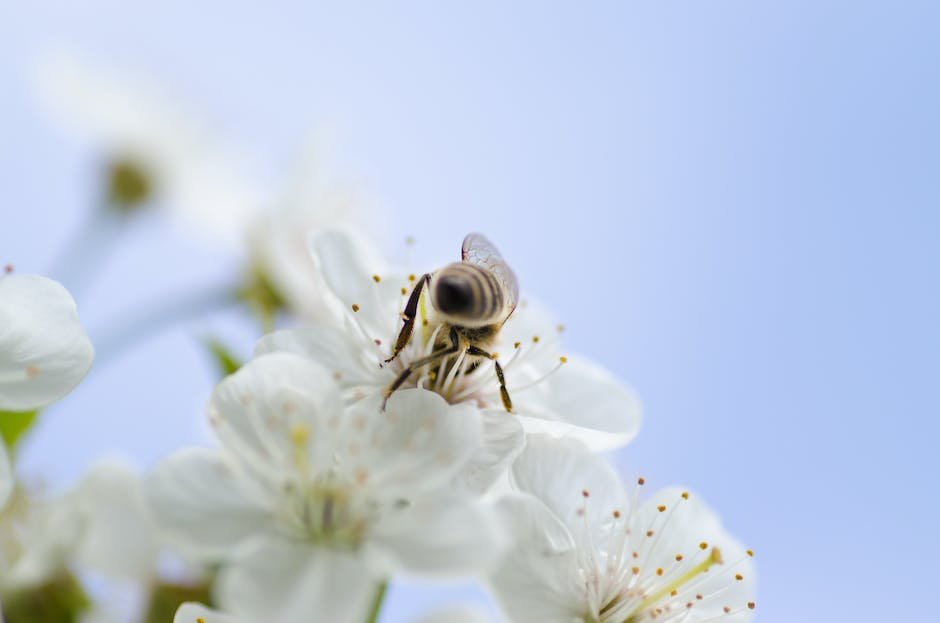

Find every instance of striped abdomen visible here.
[429,262,506,327]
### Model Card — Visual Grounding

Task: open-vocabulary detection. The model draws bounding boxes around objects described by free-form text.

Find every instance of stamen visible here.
[3,264,12,274]
[508,357,566,393]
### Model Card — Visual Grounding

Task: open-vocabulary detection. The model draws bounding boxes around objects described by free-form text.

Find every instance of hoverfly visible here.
[383,233,519,412]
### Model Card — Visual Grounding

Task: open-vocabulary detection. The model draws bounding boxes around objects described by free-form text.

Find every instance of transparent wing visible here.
[461,232,519,314]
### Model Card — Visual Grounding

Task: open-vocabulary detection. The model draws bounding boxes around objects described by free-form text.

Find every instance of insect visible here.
[382,233,519,412]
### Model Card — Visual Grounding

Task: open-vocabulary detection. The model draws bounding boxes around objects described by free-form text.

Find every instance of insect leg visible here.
[384,273,430,365]
[466,346,513,413]
[382,328,460,410]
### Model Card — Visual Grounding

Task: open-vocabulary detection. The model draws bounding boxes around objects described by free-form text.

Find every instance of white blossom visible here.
[148,352,504,623]
[256,228,641,487]
[174,602,241,623]
[0,273,94,412]
[490,436,756,623]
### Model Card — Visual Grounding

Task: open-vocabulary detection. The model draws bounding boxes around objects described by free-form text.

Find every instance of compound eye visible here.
[434,275,474,316]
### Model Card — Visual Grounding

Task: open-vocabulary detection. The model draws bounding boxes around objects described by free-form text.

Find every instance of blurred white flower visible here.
[35,52,261,244]
[0,273,94,411]
[257,228,641,458]
[490,436,756,623]
[0,443,11,513]
[416,605,495,623]
[149,352,504,623]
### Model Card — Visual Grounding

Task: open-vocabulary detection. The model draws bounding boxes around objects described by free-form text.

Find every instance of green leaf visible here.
[1,572,91,623]
[0,409,39,449]
[203,337,243,376]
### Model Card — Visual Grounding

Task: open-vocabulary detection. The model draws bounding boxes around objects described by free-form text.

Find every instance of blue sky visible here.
[1,2,938,621]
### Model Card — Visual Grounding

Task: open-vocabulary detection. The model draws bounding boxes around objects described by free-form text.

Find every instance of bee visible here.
[383,233,519,412]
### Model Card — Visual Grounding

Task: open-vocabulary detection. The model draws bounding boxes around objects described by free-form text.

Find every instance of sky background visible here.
[2,2,939,621]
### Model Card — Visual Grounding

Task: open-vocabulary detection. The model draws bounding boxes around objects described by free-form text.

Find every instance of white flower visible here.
[490,436,756,623]
[246,136,378,321]
[34,52,261,244]
[256,228,641,459]
[416,605,496,623]
[0,273,94,411]
[148,352,504,623]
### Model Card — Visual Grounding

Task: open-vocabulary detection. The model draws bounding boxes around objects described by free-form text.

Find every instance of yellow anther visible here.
[681,491,689,500]
[657,505,666,512]
[559,356,568,363]
[351,304,360,312]
[372,274,381,283]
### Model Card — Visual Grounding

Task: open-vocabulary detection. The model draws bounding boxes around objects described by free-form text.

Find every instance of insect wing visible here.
[461,233,519,314]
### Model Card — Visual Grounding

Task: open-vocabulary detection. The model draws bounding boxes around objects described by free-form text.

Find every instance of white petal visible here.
[216,535,374,623]
[308,228,403,339]
[208,352,344,478]
[517,357,641,451]
[510,436,628,546]
[174,602,241,623]
[354,389,483,496]
[70,461,160,581]
[457,409,525,494]
[147,447,274,560]
[633,487,757,620]
[0,441,12,511]
[368,495,504,577]
[0,274,94,411]
[253,327,378,388]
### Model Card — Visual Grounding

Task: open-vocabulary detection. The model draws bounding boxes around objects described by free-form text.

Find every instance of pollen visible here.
[735,573,744,581]
[514,341,521,348]
[351,303,360,312]
[613,510,621,518]
[746,548,754,557]
[197,618,205,623]
[681,491,689,500]
[559,356,568,363]
[699,541,708,550]
[401,287,407,295]
[656,567,664,576]
[631,566,640,575]
[372,274,381,283]
[675,554,683,561]
[657,505,666,512]
[408,274,416,281]
[646,529,654,537]
[532,335,540,343]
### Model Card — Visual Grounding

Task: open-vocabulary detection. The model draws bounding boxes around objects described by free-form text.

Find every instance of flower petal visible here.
[457,409,525,494]
[70,461,160,581]
[0,274,93,411]
[510,435,628,545]
[368,495,505,577]
[308,228,403,339]
[254,327,379,388]
[208,352,344,478]
[216,535,375,623]
[416,606,495,623]
[516,357,641,451]
[147,447,274,560]
[353,389,483,496]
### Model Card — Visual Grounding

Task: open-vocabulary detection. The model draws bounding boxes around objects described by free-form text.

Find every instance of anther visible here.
[632,566,640,575]
[556,324,565,332]
[514,341,521,348]
[656,567,664,576]
[3,264,12,274]
[582,489,590,498]
[746,549,754,557]
[681,491,689,500]
[351,304,360,312]
[405,236,415,246]
[408,274,416,281]
[675,554,683,561]
[638,477,646,485]
[646,530,654,537]
[613,510,621,518]
[748,602,756,610]
[658,505,667,512]
[723,607,731,614]
[532,335,540,343]
[401,287,407,295]
[735,573,743,581]
[696,594,703,600]
[559,356,568,363]
[197,618,205,623]
[699,542,708,550]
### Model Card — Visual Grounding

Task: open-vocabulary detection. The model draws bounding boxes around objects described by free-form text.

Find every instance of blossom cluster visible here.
[1,55,756,623]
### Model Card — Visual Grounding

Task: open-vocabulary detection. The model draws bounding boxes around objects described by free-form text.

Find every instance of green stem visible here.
[363,581,388,623]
